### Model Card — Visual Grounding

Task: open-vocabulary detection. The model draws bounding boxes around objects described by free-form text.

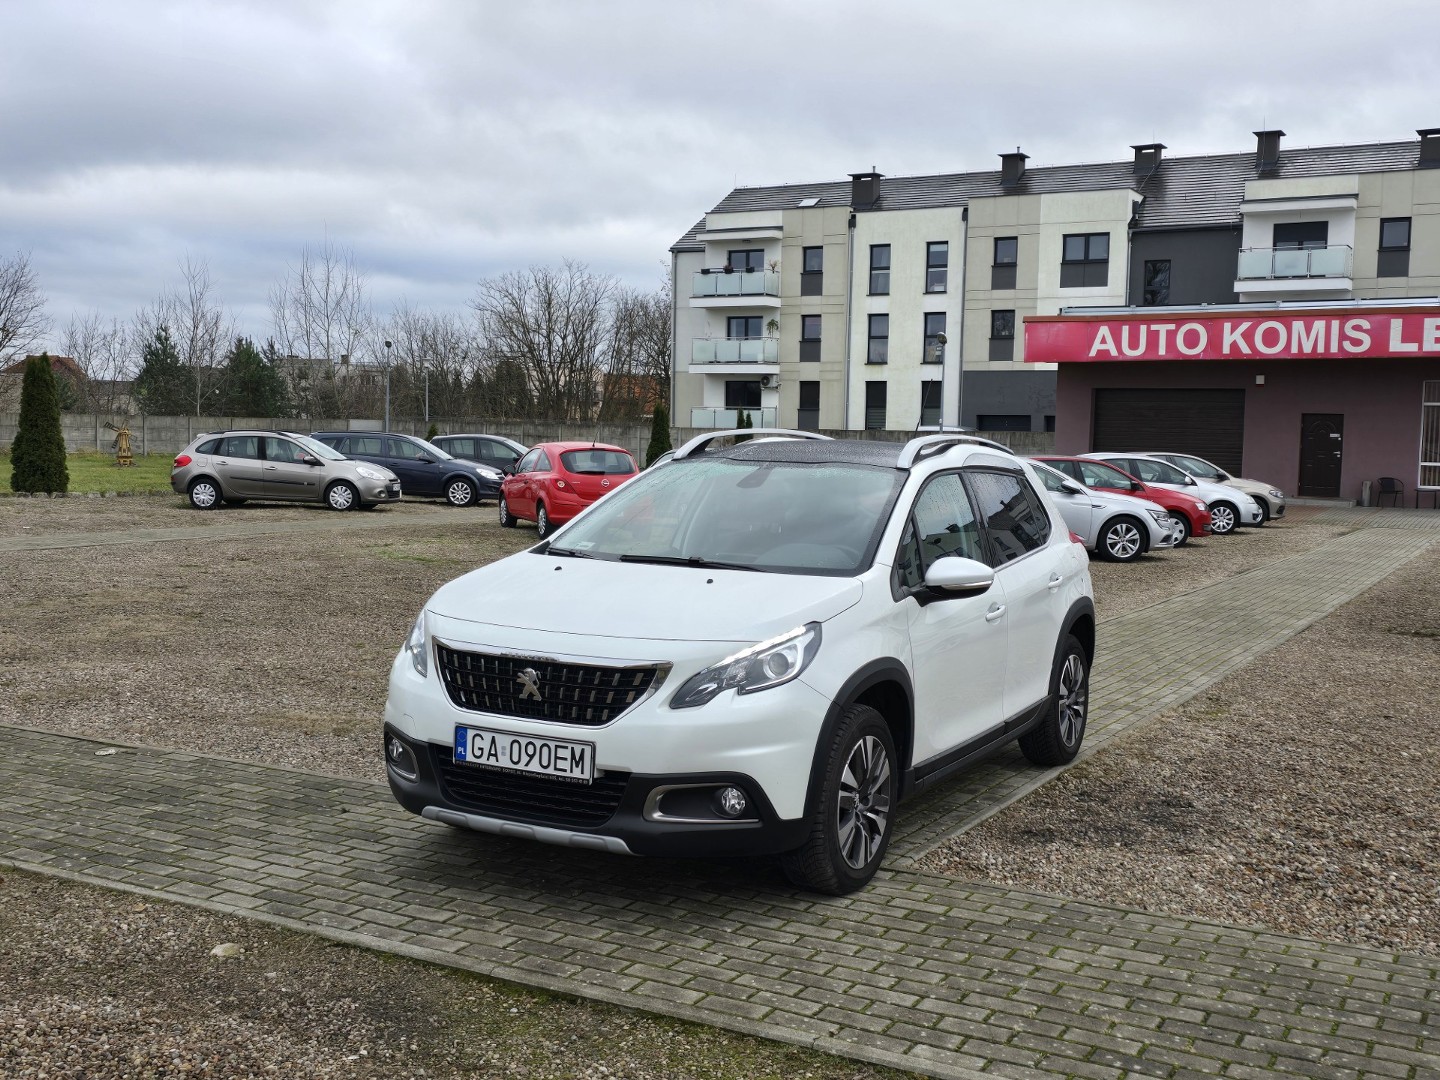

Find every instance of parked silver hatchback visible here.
[171,430,402,511]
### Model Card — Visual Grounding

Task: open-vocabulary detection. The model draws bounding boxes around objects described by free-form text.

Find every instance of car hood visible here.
[426,552,864,645]
[1226,476,1280,496]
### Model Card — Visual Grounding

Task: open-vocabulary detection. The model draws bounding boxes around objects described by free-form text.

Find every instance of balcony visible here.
[1235,245,1353,295]
[689,407,778,429]
[689,268,782,308]
[691,337,779,364]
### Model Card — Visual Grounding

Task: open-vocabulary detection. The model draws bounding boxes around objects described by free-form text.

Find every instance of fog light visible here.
[714,786,748,818]
[385,733,418,780]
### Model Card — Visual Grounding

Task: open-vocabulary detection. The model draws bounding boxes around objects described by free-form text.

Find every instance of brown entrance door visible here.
[1298,413,1344,497]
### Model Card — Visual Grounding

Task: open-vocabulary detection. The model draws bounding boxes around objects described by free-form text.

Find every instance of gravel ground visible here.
[922,537,1440,958]
[0,492,479,534]
[0,869,909,1080]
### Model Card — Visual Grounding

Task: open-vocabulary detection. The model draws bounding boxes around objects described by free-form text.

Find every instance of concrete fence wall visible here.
[0,413,1055,462]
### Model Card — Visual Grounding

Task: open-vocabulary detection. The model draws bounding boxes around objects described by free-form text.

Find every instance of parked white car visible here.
[1135,452,1286,522]
[1082,453,1264,534]
[1027,460,1179,561]
[384,431,1096,894]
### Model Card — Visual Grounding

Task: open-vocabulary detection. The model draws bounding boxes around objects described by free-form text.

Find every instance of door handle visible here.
[1047,573,1063,591]
[985,604,1007,623]
[264,465,278,471]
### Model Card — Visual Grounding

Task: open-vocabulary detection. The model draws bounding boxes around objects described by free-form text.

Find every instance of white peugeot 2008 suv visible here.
[383,431,1096,894]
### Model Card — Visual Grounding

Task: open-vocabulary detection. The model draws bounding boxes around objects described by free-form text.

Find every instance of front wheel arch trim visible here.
[804,660,913,815]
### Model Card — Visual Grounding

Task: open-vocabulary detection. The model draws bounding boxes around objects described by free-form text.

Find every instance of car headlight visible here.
[356,466,389,481]
[477,467,503,480]
[1269,489,1285,499]
[404,611,428,677]
[1147,509,1170,526]
[670,623,822,709]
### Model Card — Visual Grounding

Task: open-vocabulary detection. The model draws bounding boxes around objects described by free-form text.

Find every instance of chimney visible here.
[999,148,1029,188]
[1131,142,1166,175]
[1254,129,1285,173]
[849,170,882,209]
[1419,128,1440,167]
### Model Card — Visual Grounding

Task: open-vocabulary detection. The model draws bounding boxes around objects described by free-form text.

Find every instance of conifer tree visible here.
[645,403,672,466]
[10,354,69,493]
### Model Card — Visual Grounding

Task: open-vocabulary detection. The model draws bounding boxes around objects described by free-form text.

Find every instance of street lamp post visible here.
[383,339,392,430]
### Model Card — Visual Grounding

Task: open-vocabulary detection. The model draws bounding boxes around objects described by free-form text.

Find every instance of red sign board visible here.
[1025,310,1440,362]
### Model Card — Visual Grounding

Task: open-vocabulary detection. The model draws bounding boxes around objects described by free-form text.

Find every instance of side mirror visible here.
[300,454,321,466]
[416,455,433,464]
[503,464,517,476]
[923,556,995,596]
[1059,480,1085,496]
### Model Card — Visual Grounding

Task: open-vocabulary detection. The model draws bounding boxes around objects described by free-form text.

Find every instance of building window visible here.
[724,380,762,409]
[1379,217,1412,278]
[976,414,1031,432]
[926,242,948,292]
[1422,380,1440,489]
[1143,259,1171,306]
[869,245,891,294]
[727,249,765,272]
[992,236,1018,289]
[989,309,1015,362]
[799,314,821,362]
[923,313,946,363]
[727,315,762,339]
[867,314,889,364]
[798,380,820,432]
[1060,232,1109,287]
[1272,222,1328,249]
[920,382,942,427]
[864,381,887,430]
[802,246,823,296]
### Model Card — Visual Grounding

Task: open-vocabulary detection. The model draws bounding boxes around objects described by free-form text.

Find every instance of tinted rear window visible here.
[560,450,635,475]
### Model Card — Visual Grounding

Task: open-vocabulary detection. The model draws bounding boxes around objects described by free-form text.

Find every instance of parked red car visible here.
[1033,455,1213,545]
[499,441,638,538]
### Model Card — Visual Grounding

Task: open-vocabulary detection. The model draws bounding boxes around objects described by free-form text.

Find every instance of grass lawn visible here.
[0,451,175,495]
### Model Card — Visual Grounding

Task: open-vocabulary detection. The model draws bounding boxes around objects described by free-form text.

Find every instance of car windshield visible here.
[413,438,453,460]
[547,456,902,575]
[1076,460,1136,488]
[295,435,346,461]
[560,449,635,475]
[1133,458,1192,485]
[1169,454,1224,480]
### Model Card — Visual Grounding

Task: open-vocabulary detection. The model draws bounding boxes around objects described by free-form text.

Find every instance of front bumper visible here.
[384,724,809,857]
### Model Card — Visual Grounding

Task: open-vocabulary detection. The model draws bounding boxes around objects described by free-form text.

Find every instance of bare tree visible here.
[63,311,133,414]
[0,251,52,364]
[600,283,671,422]
[470,262,615,422]
[377,304,482,424]
[270,241,373,416]
[131,257,232,415]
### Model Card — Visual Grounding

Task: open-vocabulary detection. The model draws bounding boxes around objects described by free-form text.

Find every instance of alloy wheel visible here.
[835,735,892,870]
[1056,653,1089,746]
[1105,522,1142,559]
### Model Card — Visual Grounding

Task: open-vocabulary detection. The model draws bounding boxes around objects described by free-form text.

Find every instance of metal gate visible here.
[1092,388,1246,474]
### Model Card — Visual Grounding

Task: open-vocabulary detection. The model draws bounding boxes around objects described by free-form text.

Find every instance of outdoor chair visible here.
[1376,477,1404,507]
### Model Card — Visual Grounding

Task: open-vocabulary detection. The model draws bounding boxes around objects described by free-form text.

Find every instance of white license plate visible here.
[453,725,594,784]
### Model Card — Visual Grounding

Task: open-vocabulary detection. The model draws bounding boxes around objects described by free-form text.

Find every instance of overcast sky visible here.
[6,0,1439,348]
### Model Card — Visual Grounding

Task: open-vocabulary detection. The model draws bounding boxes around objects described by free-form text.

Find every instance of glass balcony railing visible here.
[1237,245,1353,281]
[691,337,779,363]
[689,407,778,429]
[692,268,780,297]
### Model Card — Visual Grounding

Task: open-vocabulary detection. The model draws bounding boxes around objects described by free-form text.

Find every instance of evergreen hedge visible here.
[645,404,672,466]
[10,355,70,494]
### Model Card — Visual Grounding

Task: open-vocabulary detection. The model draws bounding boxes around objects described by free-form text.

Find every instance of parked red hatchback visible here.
[499,442,638,538]
[1033,456,1213,545]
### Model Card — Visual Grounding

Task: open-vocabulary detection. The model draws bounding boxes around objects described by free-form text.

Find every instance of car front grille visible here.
[435,643,664,727]
[430,746,628,828]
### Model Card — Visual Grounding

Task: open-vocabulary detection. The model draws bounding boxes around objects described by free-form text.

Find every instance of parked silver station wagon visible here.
[171,430,402,511]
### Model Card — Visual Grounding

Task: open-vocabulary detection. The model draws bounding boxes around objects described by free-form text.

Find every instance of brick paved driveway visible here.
[2,509,1438,1079]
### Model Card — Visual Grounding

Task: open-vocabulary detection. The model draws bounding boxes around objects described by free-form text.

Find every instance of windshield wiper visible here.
[545,546,594,558]
[619,554,767,573]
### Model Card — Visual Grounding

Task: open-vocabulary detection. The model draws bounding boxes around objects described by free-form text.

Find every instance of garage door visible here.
[1092,389,1246,474]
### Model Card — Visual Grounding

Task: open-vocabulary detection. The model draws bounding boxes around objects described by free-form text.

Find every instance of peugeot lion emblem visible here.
[516,667,543,701]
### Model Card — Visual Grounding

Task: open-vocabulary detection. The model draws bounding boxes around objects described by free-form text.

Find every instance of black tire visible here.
[499,497,517,528]
[188,477,221,510]
[1097,516,1145,562]
[1209,501,1239,535]
[445,477,476,508]
[780,703,896,895]
[325,481,359,512]
[1254,499,1271,525]
[1018,635,1090,767]
[1167,511,1191,546]
[535,503,552,539]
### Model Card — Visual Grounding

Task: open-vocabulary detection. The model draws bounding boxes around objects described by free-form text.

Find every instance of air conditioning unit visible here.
[760,373,781,389]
